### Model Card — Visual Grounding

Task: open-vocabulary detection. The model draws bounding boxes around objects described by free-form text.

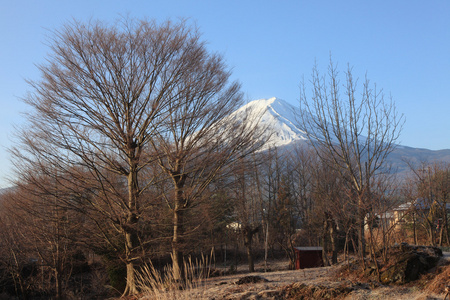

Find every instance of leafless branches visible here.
[298,59,404,257]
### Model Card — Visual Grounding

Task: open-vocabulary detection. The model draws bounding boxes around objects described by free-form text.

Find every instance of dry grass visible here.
[285,282,353,299]
[136,254,212,300]
[425,262,450,295]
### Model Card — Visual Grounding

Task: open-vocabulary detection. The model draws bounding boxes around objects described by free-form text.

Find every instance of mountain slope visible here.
[236,97,450,172]
[232,97,308,149]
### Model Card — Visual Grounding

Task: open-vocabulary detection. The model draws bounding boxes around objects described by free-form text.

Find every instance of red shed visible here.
[294,247,324,269]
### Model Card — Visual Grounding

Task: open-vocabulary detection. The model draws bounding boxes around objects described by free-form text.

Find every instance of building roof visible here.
[393,199,450,211]
[294,247,323,251]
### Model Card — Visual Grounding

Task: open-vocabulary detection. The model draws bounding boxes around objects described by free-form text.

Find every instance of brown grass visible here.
[424,262,450,295]
[135,254,212,300]
[284,282,349,299]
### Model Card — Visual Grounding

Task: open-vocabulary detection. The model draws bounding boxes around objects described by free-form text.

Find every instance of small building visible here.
[293,247,324,270]
[365,199,450,234]
[390,199,450,227]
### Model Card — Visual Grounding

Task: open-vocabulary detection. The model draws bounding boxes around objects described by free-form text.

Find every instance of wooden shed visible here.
[293,247,324,270]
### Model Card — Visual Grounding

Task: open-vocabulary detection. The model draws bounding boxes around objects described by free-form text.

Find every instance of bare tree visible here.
[298,59,404,257]
[13,18,224,295]
[142,28,265,279]
[230,157,263,273]
[405,161,450,246]
[288,146,314,236]
[310,156,345,265]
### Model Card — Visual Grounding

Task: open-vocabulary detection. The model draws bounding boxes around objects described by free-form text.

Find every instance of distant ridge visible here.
[232,97,450,173]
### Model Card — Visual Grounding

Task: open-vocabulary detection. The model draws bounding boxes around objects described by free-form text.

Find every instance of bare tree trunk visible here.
[445,211,450,246]
[170,170,187,281]
[368,226,381,282]
[264,222,269,272]
[440,205,449,246]
[124,260,136,295]
[322,218,330,266]
[428,225,436,246]
[243,225,259,272]
[172,204,184,281]
[413,212,417,245]
[246,242,254,273]
[329,218,338,264]
[123,170,140,295]
[123,229,139,295]
[357,197,366,257]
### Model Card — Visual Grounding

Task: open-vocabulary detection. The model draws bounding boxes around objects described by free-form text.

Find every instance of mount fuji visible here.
[230,97,308,149]
[235,97,450,174]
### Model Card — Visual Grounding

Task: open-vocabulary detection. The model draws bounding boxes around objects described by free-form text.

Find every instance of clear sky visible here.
[1,0,449,188]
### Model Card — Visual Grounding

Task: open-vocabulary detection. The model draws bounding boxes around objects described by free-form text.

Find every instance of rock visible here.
[380,243,442,284]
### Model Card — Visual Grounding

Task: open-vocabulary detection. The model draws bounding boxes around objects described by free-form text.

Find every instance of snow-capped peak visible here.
[232,97,308,149]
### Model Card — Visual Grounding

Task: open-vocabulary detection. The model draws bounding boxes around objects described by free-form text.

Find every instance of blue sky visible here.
[1,0,449,187]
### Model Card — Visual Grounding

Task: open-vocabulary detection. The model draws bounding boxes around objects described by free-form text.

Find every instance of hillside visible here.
[239,97,450,173]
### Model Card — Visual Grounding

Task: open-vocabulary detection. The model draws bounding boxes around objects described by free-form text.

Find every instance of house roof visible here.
[294,247,323,251]
[394,199,450,211]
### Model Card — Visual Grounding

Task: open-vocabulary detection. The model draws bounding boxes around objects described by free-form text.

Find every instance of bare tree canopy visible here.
[298,59,404,256]
[11,18,254,295]
[23,19,209,176]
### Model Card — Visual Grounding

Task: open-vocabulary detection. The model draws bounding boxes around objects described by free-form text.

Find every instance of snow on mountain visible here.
[233,97,308,149]
[231,97,450,175]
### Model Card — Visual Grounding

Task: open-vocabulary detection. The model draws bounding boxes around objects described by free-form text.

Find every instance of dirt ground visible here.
[138,257,450,300]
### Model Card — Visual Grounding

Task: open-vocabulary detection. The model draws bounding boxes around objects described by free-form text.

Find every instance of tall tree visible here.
[149,66,265,279]
[298,59,404,257]
[13,18,223,295]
